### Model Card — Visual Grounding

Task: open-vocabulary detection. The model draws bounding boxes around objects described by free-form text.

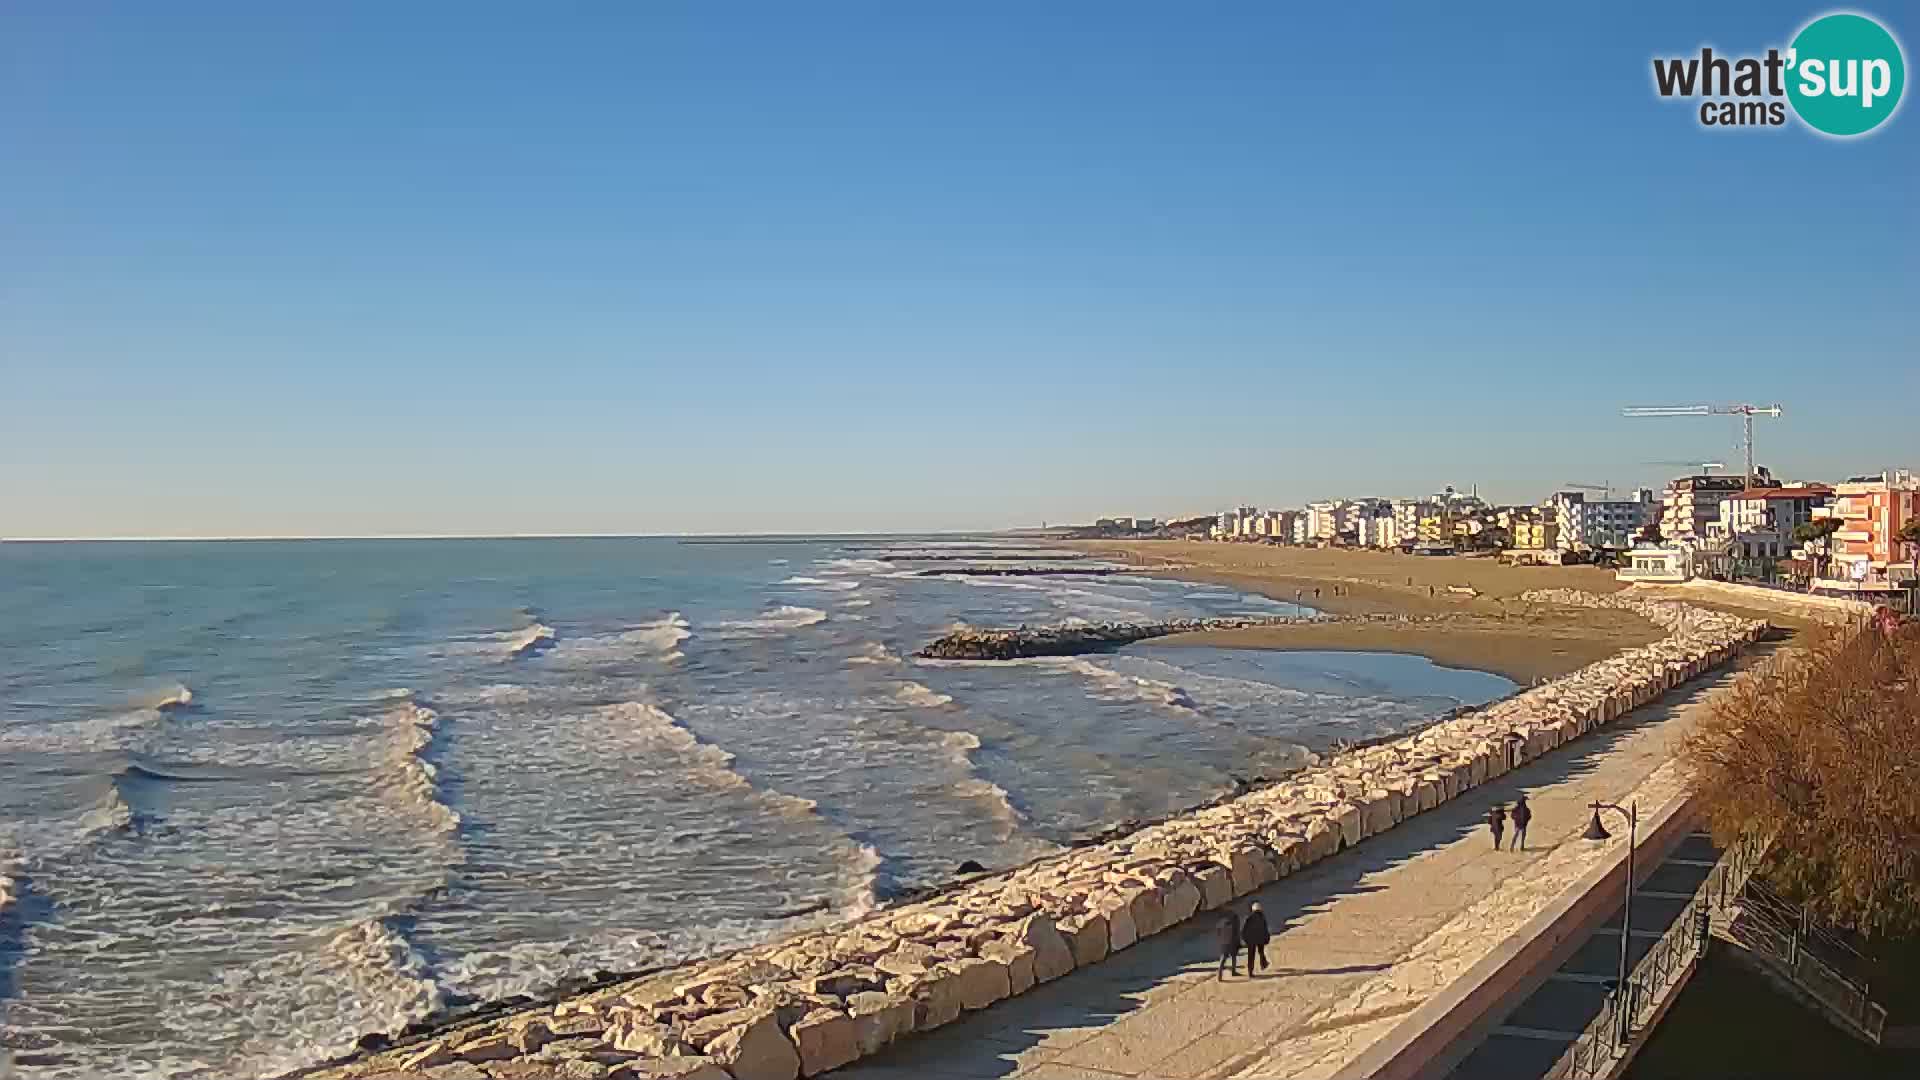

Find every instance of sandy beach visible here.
[1075,540,1664,684]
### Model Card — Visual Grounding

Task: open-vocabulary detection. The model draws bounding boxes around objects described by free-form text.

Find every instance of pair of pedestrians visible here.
[1215,902,1271,978]
[1487,793,1532,851]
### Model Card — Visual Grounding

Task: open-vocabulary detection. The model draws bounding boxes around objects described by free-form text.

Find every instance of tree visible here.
[1684,624,1920,938]
[1793,517,1844,580]
[1899,516,1920,584]
[1636,522,1664,546]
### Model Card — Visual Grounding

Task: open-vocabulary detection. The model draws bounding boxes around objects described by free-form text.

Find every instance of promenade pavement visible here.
[828,655,1766,1080]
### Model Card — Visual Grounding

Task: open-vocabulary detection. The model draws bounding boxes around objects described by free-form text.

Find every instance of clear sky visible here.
[3,1,1915,538]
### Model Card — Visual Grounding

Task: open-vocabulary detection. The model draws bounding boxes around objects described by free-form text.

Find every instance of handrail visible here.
[1547,831,1768,1079]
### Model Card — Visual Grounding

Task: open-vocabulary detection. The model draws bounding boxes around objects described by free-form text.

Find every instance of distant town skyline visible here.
[4,2,1915,539]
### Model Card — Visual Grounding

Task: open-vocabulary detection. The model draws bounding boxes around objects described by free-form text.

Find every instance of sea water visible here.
[0,537,1512,1077]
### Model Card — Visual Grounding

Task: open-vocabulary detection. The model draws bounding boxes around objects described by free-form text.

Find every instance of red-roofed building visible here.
[1707,483,1833,563]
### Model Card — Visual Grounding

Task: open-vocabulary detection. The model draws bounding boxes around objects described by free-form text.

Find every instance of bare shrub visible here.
[1685,621,1920,938]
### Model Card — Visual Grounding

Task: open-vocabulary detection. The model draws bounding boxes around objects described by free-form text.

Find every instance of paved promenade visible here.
[829,659,1760,1080]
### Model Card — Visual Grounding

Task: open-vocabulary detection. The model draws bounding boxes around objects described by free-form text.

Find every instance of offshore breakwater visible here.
[916,615,1332,659]
[303,590,1768,1080]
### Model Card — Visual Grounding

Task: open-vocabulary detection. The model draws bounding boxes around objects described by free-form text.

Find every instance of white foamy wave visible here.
[1047,657,1201,714]
[779,575,862,592]
[845,642,900,666]
[708,605,828,637]
[839,842,885,918]
[893,681,954,708]
[371,700,462,834]
[151,684,194,712]
[321,915,446,1037]
[611,702,752,793]
[840,597,872,608]
[819,557,890,575]
[934,730,1024,837]
[560,613,692,664]
[504,623,556,658]
[77,787,136,840]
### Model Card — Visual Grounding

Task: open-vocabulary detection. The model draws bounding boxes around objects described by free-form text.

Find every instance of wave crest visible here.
[709,606,827,638]
[371,699,462,834]
[504,623,556,658]
[893,681,954,708]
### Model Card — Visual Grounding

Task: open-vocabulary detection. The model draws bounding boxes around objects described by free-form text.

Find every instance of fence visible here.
[1724,876,1888,1042]
[1546,831,1769,1080]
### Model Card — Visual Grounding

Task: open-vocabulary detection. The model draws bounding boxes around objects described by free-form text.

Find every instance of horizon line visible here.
[0,528,1063,543]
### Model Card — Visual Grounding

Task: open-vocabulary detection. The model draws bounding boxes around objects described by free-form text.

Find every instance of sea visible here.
[0,537,1515,1078]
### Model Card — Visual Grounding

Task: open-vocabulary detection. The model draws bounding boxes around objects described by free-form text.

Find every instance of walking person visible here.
[1242,901,1271,975]
[1487,803,1507,850]
[1509,793,1532,851]
[1215,906,1243,979]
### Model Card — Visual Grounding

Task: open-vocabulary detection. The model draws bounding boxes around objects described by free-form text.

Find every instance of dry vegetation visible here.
[1686,622,1920,939]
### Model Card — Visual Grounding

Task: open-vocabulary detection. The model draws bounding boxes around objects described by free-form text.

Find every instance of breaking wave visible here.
[1048,657,1201,715]
[840,597,872,608]
[845,642,901,666]
[892,681,954,708]
[320,914,446,1039]
[77,786,137,840]
[779,575,861,592]
[560,613,692,663]
[818,557,889,575]
[150,685,195,712]
[504,623,556,658]
[937,730,1024,838]
[370,698,461,834]
[709,605,827,637]
[608,701,878,913]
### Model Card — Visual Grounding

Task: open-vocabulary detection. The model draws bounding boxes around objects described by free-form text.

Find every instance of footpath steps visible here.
[308,592,1767,1080]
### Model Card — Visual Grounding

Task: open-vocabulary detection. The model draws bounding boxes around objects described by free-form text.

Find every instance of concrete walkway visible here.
[829,659,1763,1080]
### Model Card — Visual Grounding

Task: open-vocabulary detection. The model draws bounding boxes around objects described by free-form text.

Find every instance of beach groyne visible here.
[916,615,1330,660]
[303,591,1768,1080]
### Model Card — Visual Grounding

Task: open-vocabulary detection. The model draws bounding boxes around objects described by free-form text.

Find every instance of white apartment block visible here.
[1549,489,1658,550]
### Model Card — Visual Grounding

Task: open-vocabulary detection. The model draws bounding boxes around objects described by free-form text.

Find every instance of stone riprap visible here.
[303,592,1765,1080]
[917,614,1372,660]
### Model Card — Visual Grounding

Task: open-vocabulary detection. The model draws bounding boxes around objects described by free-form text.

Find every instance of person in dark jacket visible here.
[1241,901,1271,974]
[1215,906,1243,979]
[1509,794,1532,851]
[1487,803,1507,850]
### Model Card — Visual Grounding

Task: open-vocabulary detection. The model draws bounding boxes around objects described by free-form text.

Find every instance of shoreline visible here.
[303,590,1770,1080]
[1078,540,1664,684]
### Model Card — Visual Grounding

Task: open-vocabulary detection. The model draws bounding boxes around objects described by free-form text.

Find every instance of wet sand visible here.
[1076,541,1664,683]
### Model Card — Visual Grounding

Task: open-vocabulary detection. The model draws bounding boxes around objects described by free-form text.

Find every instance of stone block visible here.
[1332,802,1363,848]
[790,1008,860,1077]
[704,1008,801,1080]
[1162,875,1202,925]
[980,939,1036,996]
[906,967,964,1031]
[1058,911,1109,967]
[1127,884,1167,939]
[1009,914,1075,983]
[844,991,914,1055]
[1193,864,1233,911]
[608,1060,733,1080]
[949,956,1011,1011]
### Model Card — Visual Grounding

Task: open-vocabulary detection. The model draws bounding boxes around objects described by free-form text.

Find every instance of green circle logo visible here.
[1786,13,1906,136]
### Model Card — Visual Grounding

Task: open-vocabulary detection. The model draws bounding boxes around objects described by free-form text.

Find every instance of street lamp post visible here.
[1583,800,1639,1046]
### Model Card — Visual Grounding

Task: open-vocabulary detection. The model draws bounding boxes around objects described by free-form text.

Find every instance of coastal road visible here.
[827,657,1761,1080]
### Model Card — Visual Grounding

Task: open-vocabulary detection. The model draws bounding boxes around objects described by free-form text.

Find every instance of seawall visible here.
[303,591,1768,1080]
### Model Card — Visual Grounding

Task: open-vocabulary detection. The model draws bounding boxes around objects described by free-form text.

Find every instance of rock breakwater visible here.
[302,592,1768,1080]
[917,616,1327,660]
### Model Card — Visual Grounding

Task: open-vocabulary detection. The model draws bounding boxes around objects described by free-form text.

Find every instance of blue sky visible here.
[2,1,1914,537]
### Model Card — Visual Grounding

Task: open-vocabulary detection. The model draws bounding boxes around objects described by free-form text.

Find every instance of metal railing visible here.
[1547,832,1769,1080]
[1723,877,1888,1042]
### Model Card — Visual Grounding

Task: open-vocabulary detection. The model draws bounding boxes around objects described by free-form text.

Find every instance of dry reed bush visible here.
[1685,620,1920,938]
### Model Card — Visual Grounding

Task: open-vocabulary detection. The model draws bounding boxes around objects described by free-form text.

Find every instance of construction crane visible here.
[1644,460,1727,473]
[1622,404,1783,489]
[1564,481,1618,499]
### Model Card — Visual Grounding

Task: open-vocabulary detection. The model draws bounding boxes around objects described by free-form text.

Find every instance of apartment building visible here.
[1548,489,1658,550]
[1810,470,1920,593]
